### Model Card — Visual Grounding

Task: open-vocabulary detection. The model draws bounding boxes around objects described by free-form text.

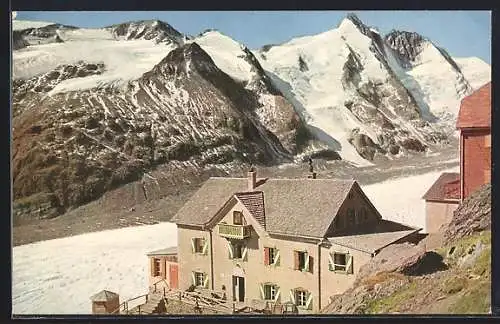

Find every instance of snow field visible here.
[12,222,177,314]
[12,166,459,314]
[363,165,460,232]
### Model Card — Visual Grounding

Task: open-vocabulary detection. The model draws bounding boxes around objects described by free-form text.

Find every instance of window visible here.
[290,289,313,309]
[153,258,161,277]
[233,242,243,259]
[346,209,355,227]
[295,290,307,307]
[227,241,248,260]
[328,252,353,274]
[261,283,279,301]
[294,251,311,272]
[264,247,280,266]
[192,271,209,288]
[348,192,353,199]
[233,211,243,225]
[191,238,208,254]
[334,253,347,271]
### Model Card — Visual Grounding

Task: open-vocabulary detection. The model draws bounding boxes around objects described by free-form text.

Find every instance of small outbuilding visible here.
[422,172,460,233]
[90,290,120,314]
[147,246,179,290]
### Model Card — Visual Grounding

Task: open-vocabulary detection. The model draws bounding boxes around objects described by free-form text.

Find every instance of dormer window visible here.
[233,211,243,225]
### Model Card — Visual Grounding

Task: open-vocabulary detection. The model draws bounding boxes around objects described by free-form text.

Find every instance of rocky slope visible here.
[11,14,490,221]
[12,39,308,221]
[322,184,491,314]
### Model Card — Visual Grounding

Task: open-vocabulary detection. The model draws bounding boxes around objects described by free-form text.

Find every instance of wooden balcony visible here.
[218,223,252,239]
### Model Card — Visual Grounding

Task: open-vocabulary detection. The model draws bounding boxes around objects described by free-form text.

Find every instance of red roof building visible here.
[456,82,491,200]
[422,172,460,233]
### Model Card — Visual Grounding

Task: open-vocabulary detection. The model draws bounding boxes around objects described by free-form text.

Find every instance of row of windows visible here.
[191,238,353,274]
[190,272,313,309]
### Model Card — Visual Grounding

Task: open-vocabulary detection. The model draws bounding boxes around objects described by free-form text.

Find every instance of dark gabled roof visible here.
[456,82,491,129]
[422,172,461,202]
[172,177,356,238]
[147,246,177,256]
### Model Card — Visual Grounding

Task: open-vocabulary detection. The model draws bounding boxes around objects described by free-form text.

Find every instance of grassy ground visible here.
[364,231,491,314]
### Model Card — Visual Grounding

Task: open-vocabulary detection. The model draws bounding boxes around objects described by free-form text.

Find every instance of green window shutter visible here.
[305,292,313,310]
[346,254,353,274]
[226,241,234,259]
[202,239,209,255]
[242,246,248,261]
[190,238,196,253]
[203,274,209,288]
[328,253,334,271]
[289,289,296,304]
[273,250,280,266]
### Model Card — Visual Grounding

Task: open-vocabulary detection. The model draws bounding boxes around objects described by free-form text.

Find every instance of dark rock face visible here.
[298,55,309,72]
[384,30,427,68]
[13,24,78,50]
[442,184,491,245]
[348,129,384,161]
[106,20,183,45]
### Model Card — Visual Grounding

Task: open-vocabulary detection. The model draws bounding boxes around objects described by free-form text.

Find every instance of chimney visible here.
[247,166,256,191]
[307,158,317,179]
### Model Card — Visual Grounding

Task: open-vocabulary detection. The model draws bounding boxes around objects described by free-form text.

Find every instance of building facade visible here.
[422,172,460,233]
[457,82,491,200]
[173,170,419,313]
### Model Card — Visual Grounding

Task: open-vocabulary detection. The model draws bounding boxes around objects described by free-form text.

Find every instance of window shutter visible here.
[264,247,270,265]
[308,256,313,273]
[161,258,166,279]
[274,286,281,302]
[191,272,196,285]
[328,253,334,271]
[202,239,209,255]
[203,274,209,288]
[289,289,296,304]
[226,241,234,259]
[273,250,280,266]
[259,284,265,299]
[242,246,248,261]
[346,254,353,274]
[150,258,155,276]
[294,251,300,270]
[303,253,310,272]
[305,292,313,310]
[190,238,196,253]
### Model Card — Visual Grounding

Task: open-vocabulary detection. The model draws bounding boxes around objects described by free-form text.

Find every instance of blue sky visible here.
[15,11,491,64]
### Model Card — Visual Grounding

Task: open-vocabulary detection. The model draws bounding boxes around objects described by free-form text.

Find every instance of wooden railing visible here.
[218,224,252,239]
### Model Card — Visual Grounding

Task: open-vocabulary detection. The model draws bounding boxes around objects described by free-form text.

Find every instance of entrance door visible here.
[169,264,179,289]
[232,276,245,302]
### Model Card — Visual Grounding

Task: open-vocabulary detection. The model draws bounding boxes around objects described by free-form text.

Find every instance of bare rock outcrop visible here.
[442,183,491,245]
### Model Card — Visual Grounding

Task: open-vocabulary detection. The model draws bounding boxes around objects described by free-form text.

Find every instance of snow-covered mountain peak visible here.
[105,19,183,45]
[340,13,373,37]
